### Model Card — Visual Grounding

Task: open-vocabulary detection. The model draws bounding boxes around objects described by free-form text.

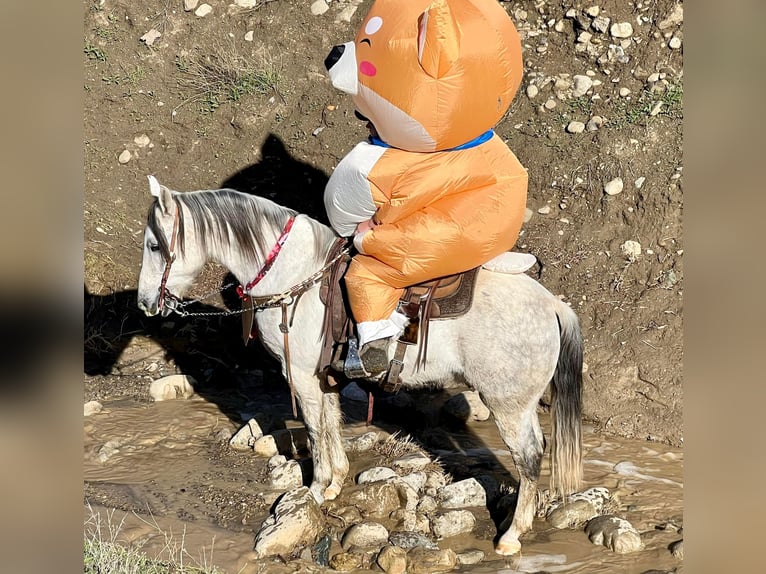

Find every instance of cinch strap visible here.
[369,129,494,151]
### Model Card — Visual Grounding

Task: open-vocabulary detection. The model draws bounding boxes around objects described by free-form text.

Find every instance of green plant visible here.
[608,80,684,128]
[84,41,107,62]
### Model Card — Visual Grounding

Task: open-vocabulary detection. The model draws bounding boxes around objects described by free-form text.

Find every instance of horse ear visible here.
[147,175,173,215]
[417,0,461,79]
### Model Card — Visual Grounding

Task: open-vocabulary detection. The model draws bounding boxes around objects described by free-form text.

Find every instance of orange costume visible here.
[324,0,527,347]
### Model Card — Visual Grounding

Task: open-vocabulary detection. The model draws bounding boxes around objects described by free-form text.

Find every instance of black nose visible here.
[324,44,345,71]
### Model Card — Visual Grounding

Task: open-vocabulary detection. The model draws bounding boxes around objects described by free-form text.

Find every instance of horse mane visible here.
[148,188,298,267]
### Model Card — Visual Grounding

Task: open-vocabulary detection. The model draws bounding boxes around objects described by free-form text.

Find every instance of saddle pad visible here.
[482,251,537,274]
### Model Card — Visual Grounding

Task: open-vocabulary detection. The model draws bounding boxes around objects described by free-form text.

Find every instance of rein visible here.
[157,206,180,315]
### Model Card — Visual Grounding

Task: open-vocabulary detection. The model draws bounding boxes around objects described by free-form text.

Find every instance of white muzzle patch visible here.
[327,41,359,96]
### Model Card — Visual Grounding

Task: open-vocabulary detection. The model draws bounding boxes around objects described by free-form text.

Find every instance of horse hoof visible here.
[324,483,342,500]
[495,538,521,556]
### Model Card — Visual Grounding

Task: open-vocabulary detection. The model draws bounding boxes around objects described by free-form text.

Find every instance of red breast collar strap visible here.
[236,216,296,299]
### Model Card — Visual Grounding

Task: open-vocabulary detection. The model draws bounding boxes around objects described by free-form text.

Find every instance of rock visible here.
[377,545,407,574]
[670,539,683,559]
[547,499,598,528]
[358,466,397,484]
[604,177,624,196]
[610,22,634,39]
[327,505,363,529]
[149,375,195,401]
[619,87,631,97]
[310,0,329,16]
[538,205,551,214]
[658,4,683,30]
[668,36,682,50]
[118,150,132,164]
[84,400,103,416]
[544,98,557,110]
[235,0,258,7]
[336,4,359,23]
[253,434,279,457]
[97,439,121,463]
[244,30,254,42]
[635,176,646,188]
[342,521,389,550]
[253,487,324,558]
[648,72,661,82]
[423,470,448,496]
[586,115,604,131]
[134,134,151,148]
[392,452,432,472]
[443,391,490,422]
[431,510,475,538]
[388,531,437,550]
[229,418,265,451]
[526,84,539,98]
[456,549,484,565]
[566,121,586,134]
[572,75,593,97]
[398,471,427,494]
[346,431,380,452]
[406,547,457,574]
[268,454,287,469]
[183,0,198,12]
[329,551,363,571]
[349,482,402,518]
[395,482,420,511]
[438,478,487,509]
[389,509,430,534]
[585,6,600,17]
[194,4,212,18]
[586,515,644,554]
[620,240,642,262]
[591,15,611,33]
[269,460,303,489]
[524,207,534,222]
[416,495,437,513]
[140,29,161,47]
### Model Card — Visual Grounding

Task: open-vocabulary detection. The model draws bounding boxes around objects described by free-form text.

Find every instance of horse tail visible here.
[550,302,583,497]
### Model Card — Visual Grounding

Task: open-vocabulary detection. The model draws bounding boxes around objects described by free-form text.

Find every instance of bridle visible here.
[157,204,180,315]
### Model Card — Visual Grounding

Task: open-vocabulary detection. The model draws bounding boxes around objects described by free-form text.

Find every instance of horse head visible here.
[137,176,205,317]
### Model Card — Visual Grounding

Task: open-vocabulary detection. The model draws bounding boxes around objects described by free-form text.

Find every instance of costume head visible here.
[325,0,523,152]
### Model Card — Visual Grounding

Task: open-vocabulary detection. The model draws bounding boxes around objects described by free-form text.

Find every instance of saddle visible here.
[318,238,480,393]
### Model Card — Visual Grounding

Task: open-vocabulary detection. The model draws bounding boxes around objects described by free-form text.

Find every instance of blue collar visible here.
[369,129,494,151]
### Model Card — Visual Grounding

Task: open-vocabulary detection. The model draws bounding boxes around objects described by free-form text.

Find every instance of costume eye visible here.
[360,38,371,46]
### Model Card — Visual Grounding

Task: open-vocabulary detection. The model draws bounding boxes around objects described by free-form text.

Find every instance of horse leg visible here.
[319,390,349,500]
[491,404,545,555]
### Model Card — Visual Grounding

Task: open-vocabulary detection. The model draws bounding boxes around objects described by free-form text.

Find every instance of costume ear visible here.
[417,0,461,79]
[148,175,173,215]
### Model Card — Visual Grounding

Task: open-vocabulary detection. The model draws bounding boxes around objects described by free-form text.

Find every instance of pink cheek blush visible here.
[359,61,377,77]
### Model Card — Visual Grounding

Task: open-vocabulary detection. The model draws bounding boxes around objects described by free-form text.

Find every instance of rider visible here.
[323,0,528,376]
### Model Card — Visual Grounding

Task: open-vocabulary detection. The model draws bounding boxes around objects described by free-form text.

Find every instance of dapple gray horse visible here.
[137,176,583,555]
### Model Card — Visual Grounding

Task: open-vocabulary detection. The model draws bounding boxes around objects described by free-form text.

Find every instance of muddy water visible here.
[84,396,682,574]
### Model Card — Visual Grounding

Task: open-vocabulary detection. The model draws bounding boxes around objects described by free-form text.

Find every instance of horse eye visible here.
[149,243,160,252]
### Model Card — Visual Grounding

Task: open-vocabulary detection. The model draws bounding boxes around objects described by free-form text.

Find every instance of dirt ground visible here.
[83,0,683,568]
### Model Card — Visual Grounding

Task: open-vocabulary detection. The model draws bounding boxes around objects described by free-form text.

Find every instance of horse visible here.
[136,176,583,556]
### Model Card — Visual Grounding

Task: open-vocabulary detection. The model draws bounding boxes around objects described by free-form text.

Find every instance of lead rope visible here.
[280,302,298,418]
[158,206,180,313]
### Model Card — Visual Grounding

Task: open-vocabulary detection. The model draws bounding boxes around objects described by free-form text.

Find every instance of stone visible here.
[566,121,586,134]
[377,545,408,574]
[194,4,212,18]
[388,531,437,550]
[670,539,683,559]
[97,439,121,463]
[658,4,683,30]
[346,430,379,452]
[668,36,682,50]
[620,240,642,262]
[406,547,457,574]
[572,75,593,97]
[456,549,484,565]
[547,499,598,528]
[544,98,557,110]
[336,4,359,23]
[252,434,279,457]
[423,470,448,495]
[443,390,490,422]
[417,495,437,513]
[349,481,402,518]
[586,515,644,554]
[398,471,426,494]
[84,400,103,416]
[524,207,534,222]
[395,482,420,511]
[235,0,258,7]
[229,418,264,451]
[389,509,430,534]
[244,30,254,42]
[269,459,303,489]
[538,205,551,214]
[268,454,287,469]
[140,29,161,47]
[585,6,600,17]
[183,0,198,12]
[431,510,475,538]
[392,452,432,472]
[149,374,195,401]
[611,22,633,38]
[329,552,363,571]
[341,521,390,550]
[526,84,539,98]
[310,0,329,16]
[118,149,132,164]
[358,466,397,484]
[586,115,604,131]
[619,87,631,97]
[591,15,611,33]
[134,134,151,148]
[604,177,624,196]
[438,478,487,509]
[253,487,324,558]
[635,176,646,188]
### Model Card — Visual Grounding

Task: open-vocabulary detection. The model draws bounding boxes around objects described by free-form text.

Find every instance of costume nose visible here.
[324,44,345,71]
